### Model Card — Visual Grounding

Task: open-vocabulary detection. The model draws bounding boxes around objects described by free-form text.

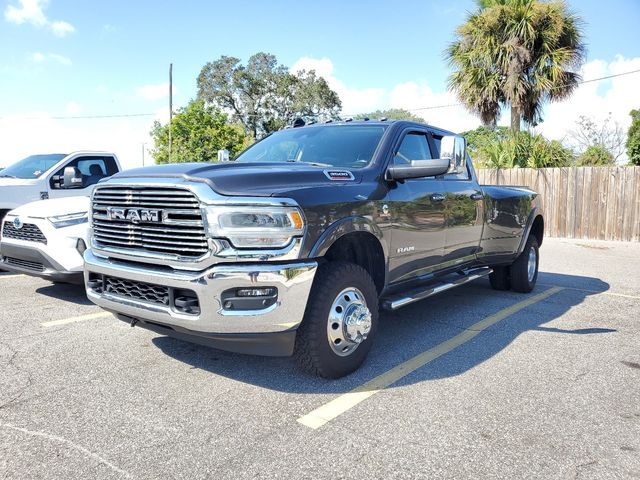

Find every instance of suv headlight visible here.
[204,205,304,248]
[48,211,89,228]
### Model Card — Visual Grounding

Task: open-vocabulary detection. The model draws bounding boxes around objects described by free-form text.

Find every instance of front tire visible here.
[510,235,539,293]
[294,261,378,379]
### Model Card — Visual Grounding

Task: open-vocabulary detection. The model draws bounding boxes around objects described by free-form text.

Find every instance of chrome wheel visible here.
[327,287,372,357]
[527,245,537,282]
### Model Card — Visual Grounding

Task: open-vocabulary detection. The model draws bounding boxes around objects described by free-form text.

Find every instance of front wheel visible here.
[510,235,539,293]
[294,261,378,379]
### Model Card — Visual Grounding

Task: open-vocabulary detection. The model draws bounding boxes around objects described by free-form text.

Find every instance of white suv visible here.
[0,196,91,283]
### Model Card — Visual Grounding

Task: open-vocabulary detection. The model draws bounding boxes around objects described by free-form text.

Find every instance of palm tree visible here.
[446,0,585,132]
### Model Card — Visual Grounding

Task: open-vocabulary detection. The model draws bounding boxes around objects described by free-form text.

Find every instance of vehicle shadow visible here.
[151,271,611,394]
[35,282,92,306]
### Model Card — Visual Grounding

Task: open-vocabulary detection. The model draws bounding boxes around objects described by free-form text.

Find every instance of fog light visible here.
[236,287,276,297]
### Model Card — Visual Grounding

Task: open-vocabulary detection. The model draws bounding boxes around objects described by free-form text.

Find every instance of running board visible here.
[382,267,493,311]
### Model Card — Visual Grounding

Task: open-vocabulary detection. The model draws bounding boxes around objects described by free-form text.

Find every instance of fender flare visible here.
[516,207,543,255]
[308,216,388,259]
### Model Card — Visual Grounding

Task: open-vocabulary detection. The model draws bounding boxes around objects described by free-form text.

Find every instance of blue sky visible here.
[1,0,639,167]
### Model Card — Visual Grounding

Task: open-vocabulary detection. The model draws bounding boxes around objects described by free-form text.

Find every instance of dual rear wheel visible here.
[490,235,539,293]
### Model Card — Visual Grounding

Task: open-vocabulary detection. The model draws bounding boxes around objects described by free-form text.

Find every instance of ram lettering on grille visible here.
[92,187,208,257]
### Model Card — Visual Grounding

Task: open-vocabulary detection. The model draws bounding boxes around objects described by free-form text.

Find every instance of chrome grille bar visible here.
[92,186,208,257]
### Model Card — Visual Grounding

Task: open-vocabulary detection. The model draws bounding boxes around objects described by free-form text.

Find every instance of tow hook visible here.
[130,318,139,328]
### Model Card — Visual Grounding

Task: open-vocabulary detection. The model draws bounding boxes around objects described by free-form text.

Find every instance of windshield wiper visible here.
[0,174,16,178]
[286,160,332,167]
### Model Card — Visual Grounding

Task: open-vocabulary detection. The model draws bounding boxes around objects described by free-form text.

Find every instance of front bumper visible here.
[83,250,318,356]
[0,240,83,283]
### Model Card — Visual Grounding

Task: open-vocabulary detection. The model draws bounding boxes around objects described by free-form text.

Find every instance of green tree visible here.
[446,0,585,132]
[150,100,250,164]
[576,144,614,166]
[465,128,573,168]
[354,108,424,122]
[626,109,640,166]
[197,52,341,138]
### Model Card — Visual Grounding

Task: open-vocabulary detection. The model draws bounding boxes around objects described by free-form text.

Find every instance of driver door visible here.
[384,130,447,284]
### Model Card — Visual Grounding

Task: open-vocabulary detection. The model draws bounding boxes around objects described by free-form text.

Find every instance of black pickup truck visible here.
[84,120,543,378]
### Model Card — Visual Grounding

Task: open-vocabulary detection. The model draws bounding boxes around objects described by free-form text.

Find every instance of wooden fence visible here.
[476,166,640,242]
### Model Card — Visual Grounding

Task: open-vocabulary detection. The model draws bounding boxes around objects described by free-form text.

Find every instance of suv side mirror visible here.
[440,135,466,174]
[63,166,84,189]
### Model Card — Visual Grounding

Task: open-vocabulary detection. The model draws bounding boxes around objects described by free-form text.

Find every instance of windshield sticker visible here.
[324,170,355,181]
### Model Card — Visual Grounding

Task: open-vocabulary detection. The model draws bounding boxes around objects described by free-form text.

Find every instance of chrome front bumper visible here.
[84,250,318,337]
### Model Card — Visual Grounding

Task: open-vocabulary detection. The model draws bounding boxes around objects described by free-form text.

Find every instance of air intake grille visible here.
[104,276,170,305]
[2,222,47,244]
[3,256,44,272]
[91,186,208,258]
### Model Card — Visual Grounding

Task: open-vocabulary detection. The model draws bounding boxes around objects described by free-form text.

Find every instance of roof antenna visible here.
[292,117,306,128]
[363,117,370,121]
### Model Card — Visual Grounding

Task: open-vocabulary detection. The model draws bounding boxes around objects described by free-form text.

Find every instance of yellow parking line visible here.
[0,274,25,279]
[538,283,640,300]
[297,286,564,430]
[42,312,113,328]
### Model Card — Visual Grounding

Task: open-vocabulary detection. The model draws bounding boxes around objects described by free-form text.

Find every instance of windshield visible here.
[235,125,387,169]
[0,154,67,179]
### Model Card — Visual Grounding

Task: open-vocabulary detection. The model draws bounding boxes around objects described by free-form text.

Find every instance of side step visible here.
[382,267,493,311]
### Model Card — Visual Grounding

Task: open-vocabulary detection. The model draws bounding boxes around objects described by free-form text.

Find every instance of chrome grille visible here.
[3,256,44,272]
[2,222,47,244]
[92,186,208,257]
[104,276,169,305]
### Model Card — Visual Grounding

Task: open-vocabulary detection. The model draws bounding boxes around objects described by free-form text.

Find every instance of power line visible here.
[2,68,639,121]
[345,68,640,116]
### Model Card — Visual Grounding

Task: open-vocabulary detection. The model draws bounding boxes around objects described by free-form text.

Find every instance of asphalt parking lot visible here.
[1,237,639,479]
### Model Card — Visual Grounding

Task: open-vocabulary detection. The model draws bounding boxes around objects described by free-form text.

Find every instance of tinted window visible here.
[51,156,118,188]
[236,125,387,169]
[394,132,432,165]
[0,154,67,179]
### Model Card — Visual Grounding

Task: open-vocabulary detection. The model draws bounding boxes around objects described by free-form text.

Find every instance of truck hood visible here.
[0,177,39,187]
[8,196,90,218]
[111,162,363,197]
[0,179,42,210]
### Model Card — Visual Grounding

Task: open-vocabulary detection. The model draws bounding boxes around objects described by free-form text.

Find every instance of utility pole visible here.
[141,142,146,166]
[168,63,173,163]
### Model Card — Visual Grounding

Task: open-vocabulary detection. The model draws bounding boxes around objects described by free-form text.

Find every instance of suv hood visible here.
[111,162,363,197]
[8,196,90,218]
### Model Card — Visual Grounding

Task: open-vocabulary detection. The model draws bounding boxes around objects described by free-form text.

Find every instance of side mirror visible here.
[63,166,84,189]
[440,135,467,174]
[386,158,450,180]
[217,149,230,162]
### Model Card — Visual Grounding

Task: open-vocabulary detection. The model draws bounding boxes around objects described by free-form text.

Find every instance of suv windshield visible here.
[235,125,387,168]
[0,154,67,179]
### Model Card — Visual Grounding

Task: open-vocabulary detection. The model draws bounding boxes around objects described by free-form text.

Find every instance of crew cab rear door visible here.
[384,129,446,284]
[433,136,483,263]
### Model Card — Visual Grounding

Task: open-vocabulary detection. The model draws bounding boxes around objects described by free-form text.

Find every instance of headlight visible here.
[48,211,89,228]
[204,205,304,248]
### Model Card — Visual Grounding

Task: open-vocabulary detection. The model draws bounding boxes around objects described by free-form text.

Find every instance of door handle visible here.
[470,192,483,201]
[431,193,445,202]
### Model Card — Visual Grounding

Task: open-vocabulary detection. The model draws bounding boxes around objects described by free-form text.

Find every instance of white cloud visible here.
[536,55,640,150]
[291,55,640,154]
[290,57,386,115]
[136,83,175,101]
[4,0,75,37]
[0,112,156,171]
[29,51,71,65]
[4,0,46,26]
[50,20,74,37]
[65,101,81,115]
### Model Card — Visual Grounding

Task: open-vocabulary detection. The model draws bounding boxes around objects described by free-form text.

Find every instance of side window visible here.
[394,132,433,165]
[50,156,116,189]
